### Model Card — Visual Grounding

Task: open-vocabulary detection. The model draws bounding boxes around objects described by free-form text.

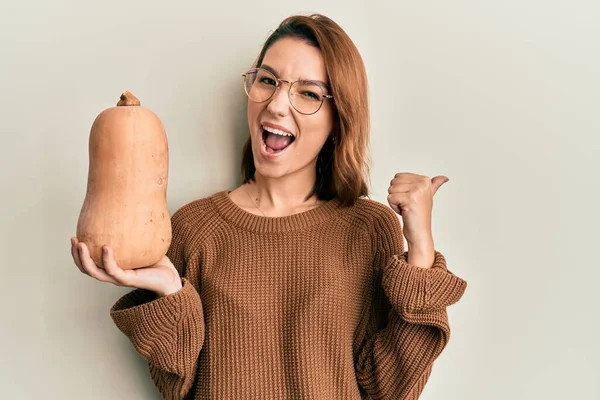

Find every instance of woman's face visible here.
[247,37,334,180]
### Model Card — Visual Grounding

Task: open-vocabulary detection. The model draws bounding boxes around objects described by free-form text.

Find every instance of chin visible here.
[252,158,289,180]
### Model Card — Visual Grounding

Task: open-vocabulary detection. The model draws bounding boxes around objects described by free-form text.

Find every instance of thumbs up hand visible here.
[387,173,449,268]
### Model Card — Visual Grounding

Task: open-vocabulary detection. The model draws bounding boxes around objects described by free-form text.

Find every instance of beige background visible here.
[1,0,598,399]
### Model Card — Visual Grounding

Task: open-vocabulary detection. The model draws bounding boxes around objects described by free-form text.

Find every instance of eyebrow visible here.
[260,64,330,90]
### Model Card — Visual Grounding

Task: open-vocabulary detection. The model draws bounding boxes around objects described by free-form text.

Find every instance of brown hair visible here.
[241,14,370,207]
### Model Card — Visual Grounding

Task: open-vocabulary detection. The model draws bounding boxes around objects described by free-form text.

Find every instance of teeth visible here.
[263,125,293,137]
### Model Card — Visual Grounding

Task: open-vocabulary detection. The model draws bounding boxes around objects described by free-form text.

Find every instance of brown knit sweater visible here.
[110,190,467,400]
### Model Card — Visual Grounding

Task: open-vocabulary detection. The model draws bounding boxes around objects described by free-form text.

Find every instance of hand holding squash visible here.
[75,91,172,270]
[70,237,182,297]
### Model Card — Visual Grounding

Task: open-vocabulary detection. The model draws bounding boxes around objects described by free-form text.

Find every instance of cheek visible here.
[301,114,333,147]
[247,101,263,127]
[296,126,332,158]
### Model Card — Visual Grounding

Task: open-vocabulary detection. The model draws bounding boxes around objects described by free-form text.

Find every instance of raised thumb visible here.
[431,176,449,195]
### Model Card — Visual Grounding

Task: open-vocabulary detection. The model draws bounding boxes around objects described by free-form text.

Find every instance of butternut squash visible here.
[76,91,171,270]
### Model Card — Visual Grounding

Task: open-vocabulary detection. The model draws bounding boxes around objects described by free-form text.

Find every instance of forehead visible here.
[261,37,328,82]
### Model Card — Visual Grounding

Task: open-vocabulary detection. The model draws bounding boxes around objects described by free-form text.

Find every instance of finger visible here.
[390,175,417,187]
[387,192,408,206]
[388,183,412,194]
[389,203,401,215]
[387,193,405,215]
[102,246,136,286]
[394,172,419,180]
[431,176,449,195]
[71,237,84,273]
[78,243,120,285]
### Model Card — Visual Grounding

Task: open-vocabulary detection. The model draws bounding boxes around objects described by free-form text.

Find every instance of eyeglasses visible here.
[241,68,333,115]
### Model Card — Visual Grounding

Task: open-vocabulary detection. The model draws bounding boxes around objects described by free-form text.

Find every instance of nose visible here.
[266,82,291,117]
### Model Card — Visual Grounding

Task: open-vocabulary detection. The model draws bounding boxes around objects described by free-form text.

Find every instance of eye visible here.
[300,91,321,101]
[259,77,277,86]
[294,82,324,101]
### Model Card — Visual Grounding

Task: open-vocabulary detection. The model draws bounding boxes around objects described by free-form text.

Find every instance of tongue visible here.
[265,132,293,151]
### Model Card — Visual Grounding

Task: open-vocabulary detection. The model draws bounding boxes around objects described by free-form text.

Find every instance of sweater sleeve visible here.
[109,211,205,400]
[355,207,467,400]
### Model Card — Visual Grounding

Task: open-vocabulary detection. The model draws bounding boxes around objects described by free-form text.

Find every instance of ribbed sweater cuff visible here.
[109,278,204,374]
[382,251,467,315]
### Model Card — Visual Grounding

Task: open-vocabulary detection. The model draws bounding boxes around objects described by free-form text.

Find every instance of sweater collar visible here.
[211,190,343,233]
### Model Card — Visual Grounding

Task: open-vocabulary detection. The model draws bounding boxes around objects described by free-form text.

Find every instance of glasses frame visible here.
[241,67,333,115]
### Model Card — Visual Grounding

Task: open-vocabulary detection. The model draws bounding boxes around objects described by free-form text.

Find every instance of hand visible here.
[387,173,449,248]
[70,237,183,297]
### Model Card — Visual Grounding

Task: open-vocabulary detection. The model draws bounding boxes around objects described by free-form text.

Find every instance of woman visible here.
[70,13,467,400]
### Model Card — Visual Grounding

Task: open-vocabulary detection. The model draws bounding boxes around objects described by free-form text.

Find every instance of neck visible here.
[247,168,321,215]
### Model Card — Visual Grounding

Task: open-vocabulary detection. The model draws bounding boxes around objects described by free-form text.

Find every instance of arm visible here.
[355,208,467,399]
[109,211,205,400]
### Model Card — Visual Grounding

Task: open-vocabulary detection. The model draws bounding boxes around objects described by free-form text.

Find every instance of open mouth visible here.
[262,125,295,154]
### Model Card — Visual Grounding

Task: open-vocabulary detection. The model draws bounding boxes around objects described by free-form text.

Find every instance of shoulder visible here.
[169,190,227,235]
[171,195,214,224]
[341,197,402,233]
[338,197,404,254]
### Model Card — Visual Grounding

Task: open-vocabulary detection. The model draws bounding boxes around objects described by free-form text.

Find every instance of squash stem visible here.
[117,91,141,106]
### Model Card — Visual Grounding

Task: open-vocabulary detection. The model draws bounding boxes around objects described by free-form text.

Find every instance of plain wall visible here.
[1,0,598,399]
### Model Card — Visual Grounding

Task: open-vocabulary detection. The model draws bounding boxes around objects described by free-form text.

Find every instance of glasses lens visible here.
[244,69,277,103]
[290,81,324,114]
